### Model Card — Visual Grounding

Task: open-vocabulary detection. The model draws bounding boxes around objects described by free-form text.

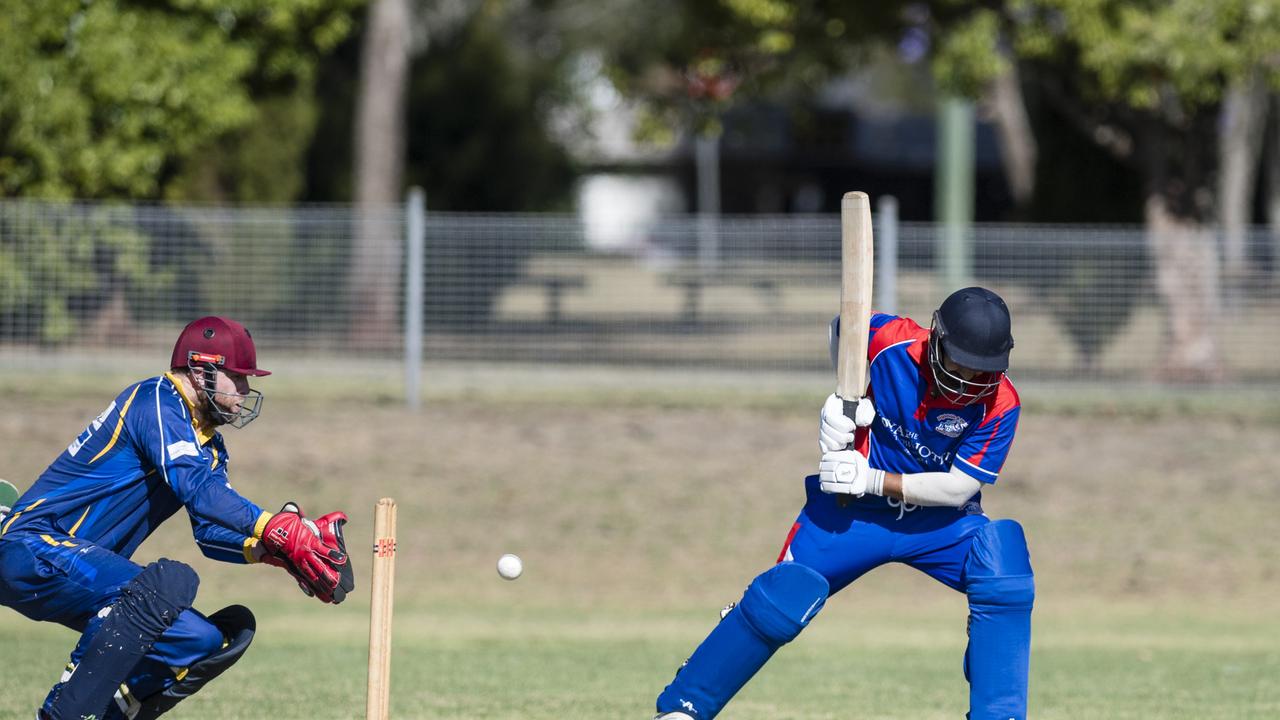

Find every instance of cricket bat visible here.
[837,191,874,421]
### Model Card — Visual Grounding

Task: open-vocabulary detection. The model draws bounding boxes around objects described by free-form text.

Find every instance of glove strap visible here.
[865,468,886,496]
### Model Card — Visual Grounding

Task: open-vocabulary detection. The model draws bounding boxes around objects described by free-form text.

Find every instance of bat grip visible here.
[842,396,861,451]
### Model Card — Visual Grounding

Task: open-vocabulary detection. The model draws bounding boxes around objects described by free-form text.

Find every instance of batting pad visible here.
[656,562,828,719]
[963,520,1034,720]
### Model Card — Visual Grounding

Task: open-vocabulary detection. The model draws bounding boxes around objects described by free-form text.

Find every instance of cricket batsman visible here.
[0,316,355,720]
[654,287,1033,719]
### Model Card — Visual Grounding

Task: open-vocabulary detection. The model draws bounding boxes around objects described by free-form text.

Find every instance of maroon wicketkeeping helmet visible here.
[171,316,268,428]
[170,316,270,377]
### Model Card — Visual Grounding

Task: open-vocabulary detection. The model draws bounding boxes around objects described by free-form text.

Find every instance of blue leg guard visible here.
[656,562,829,719]
[46,559,199,720]
[963,520,1034,720]
[130,605,256,719]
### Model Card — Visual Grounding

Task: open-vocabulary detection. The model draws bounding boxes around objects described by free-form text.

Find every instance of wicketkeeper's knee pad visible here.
[656,563,828,719]
[963,520,1034,720]
[47,559,199,720]
[130,605,256,720]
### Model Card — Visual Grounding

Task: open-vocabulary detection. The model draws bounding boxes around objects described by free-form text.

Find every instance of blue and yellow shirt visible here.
[1,373,270,563]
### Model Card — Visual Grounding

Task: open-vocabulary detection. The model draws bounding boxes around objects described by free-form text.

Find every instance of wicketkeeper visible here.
[0,316,355,720]
[654,287,1034,720]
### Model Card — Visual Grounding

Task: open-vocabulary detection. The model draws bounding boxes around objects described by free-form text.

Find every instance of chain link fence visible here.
[2,198,1278,397]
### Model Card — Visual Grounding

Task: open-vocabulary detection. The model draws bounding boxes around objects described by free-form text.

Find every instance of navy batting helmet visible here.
[928,287,1013,404]
[932,287,1013,372]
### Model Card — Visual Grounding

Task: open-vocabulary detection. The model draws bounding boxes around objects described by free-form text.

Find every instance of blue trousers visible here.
[780,475,990,593]
[0,532,224,714]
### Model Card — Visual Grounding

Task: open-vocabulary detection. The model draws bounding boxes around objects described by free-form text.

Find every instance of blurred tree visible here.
[598,0,904,140]
[0,0,362,201]
[348,0,581,336]
[596,1,1280,380]
[993,1,1280,381]
[0,206,173,344]
[875,1,1280,380]
[0,0,361,342]
[1217,69,1268,304]
[349,0,412,347]
[348,0,481,344]
[401,0,580,327]
[404,2,577,211]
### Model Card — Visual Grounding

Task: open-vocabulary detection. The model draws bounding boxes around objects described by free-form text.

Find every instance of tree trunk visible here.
[85,287,138,347]
[350,0,410,349]
[1216,70,1268,302]
[1267,95,1280,285]
[1144,196,1224,382]
[987,59,1037,211]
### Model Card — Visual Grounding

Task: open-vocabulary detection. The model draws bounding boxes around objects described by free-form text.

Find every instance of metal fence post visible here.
[876,195,899,315]
[696,132,721,271]
[936,96,974,292]
[404,188,425,410]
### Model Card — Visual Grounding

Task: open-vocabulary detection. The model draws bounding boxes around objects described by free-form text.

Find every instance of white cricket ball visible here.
[496,553,523,580]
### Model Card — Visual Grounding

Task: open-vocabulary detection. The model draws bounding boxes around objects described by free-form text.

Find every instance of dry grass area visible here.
[3,389,1276,614]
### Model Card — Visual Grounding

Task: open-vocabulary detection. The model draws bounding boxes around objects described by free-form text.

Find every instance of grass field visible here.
[2,382,1278,718]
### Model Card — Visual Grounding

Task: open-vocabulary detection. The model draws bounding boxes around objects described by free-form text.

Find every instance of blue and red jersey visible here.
[856,312,1021,484]
[1,373,268,563]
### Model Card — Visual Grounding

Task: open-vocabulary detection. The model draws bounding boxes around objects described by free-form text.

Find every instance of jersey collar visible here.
[164,371,218,445]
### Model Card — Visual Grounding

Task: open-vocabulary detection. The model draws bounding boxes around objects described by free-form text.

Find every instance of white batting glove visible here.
[819,393,875,453]
[818,449,886,497]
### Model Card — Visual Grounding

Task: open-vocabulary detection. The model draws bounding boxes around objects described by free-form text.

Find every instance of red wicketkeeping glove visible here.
[313,510,355,603]
[260,503,351,604]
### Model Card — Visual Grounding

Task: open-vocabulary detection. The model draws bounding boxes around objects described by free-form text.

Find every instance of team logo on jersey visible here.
[934,413,968,437]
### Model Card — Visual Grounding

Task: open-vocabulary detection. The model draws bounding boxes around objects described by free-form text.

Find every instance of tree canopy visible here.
[0,0,363,200]
[598,0,905,137]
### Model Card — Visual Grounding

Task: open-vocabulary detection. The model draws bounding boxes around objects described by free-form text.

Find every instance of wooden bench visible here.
[663,265,837,323]
[509,274,587,325]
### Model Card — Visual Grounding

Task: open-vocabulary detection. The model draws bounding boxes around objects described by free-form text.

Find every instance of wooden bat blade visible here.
[837,191,874,401]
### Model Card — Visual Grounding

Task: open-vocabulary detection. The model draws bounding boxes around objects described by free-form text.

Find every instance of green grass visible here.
[2,598,1277,719]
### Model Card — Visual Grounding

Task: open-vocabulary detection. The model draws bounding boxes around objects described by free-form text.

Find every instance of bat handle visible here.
[841,396,862,451]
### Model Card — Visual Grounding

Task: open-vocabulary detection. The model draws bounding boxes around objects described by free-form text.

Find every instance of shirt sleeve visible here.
[952,404,1020,484]
[867,312,897,348]
[191,515,257,564]
[127,378,268,539]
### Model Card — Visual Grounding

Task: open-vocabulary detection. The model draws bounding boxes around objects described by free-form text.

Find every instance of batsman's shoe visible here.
[719,601,736,620]
[655,714,695,720]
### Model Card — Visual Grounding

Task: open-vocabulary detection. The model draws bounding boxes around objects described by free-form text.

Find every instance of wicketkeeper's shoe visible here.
[654,714,695,720]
